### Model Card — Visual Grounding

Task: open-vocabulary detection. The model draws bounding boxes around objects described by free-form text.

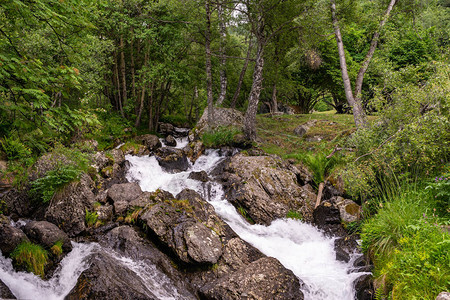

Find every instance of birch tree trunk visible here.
[205,0,215,127]
[120,35,127,110]
[231,38,253,108]
[216,2,228,106]
[271,83,278,114]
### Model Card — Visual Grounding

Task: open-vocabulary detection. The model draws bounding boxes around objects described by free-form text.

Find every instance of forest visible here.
[0,0,449,299]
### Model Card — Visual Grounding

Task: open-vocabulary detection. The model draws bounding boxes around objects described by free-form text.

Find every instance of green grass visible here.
[201,126,241,148]
[286,210,303,220]
[11,241,48,278]
[361,183,450,299]
[50,240,63,256]
[85,209,99,227]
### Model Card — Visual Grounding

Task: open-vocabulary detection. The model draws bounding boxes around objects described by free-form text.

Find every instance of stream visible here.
[0,143,367,300]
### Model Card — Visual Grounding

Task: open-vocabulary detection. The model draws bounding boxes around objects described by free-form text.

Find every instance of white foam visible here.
[126,150,368,300]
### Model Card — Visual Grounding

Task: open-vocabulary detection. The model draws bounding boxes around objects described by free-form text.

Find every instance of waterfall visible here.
[126,149,368,300]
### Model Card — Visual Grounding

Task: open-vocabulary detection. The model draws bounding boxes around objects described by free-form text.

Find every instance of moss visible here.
[50,240,63,256]
[11,241,48,278]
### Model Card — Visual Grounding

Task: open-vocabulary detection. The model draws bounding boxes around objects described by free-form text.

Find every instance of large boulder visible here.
[28,152,74,181]
[335,197,360,223]
[0,218,29,256]
[199,257,304,300]
[217,153,314,225]
[135,134,161,152]
[188,171,209,182]
[164,135,177,147]
[45,174,95,237]
[66,251,161,300]
[158,122,175,136]
[23,221,72,252]
[107,182,142,215]
[196,107,244,134]
[154,148,190,173]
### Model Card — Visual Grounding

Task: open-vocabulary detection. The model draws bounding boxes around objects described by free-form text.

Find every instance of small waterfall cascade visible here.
[126,149,368,300]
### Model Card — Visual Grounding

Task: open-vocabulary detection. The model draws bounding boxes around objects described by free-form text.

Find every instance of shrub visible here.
[11,241,48,278]
[294,151,342,188]
[201,126,241,148]
[30,165,82,203]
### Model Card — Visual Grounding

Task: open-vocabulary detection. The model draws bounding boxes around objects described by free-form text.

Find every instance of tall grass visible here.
[361,182,449,299]
[201,126,241,148]
[11,241,48,278]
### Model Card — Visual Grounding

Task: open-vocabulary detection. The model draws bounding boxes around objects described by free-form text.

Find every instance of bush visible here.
[361,185,449,299]
[30,165,82,203]
[201,126,241,148]
[11,241,48,278]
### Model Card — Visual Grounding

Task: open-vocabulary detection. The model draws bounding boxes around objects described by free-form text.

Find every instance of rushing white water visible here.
[0,242,96,300]
[126,149,368,300]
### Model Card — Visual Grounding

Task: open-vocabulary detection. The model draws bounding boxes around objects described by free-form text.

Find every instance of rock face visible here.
[1,189,34,219]
[217,153,314,225]
[135,134,161,152]
[0,218,28,256]
[66,251,160,300]
[23,221,72,252]
[45,174,95,237]
[154,148,190,173]
[196,107,244,134]
[107,182,142,215]
[199,257,304,300]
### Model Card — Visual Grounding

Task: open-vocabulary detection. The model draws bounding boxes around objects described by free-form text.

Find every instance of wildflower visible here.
[423,213,426,218]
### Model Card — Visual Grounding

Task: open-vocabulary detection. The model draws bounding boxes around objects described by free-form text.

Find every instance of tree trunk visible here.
[271,83,277,114]
[231,38,253,109]
[188,85,198,123]
[120,35,127,110]
[330,0,366,128]
[148,82,155,131]
[216,2,228,106]
[113,51,124,117]
[244,36,264,141]
[135,50,149,128]
[205,0,215,127]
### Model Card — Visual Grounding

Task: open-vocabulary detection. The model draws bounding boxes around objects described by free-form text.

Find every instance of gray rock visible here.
[0,279,15,299]
[219,154,314,225]
[158,122,175,136]
[45,174,95,237]
[0,219,29,256]
[334,236,358,263]
[23,221,71,252]
[184,222,222,264]
[188,171,209,182]
[436,292,450,300]
[335,197,360,223]
[196,107,244,134]
[313,201,341,226]
[135,134,161,152]
[66,251,159,300]
[1,189,33,218]
[95,204,114,222]
[293,120,317,137]
[154,148,189,173]
[199,257,304,300]
[107,183,142,215]
[165,135,177,147]
[183,141,205,163]
[29,152,74,181]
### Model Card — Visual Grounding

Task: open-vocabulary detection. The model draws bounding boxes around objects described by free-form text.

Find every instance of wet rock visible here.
[436,292,450,300]
[155,148,189,173]
[0,219,29,256]
[218,153,314,225]
[184,141,205,163]
[107,183,142,215]
[66,250,160,300]
[98,226,196,299]
[0,279,15,299]
[174,127,190,138]
[334,235,358,263]
[313,201,341,226]
[165,135,177,147]
[199,257,304,300]
[352,255,373,273]
[135,134,161,152]
[335,197,360,223]
[353,274,374,300]
[184,222,223,264]
[158,122,175,136]
[23,221,71,252]
[293,120,317,137]
[196,107,244,134]
[45,174,95,237]
[188,171,209,182]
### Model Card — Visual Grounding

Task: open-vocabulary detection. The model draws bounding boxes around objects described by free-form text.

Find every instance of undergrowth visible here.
[201,126,241,148]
